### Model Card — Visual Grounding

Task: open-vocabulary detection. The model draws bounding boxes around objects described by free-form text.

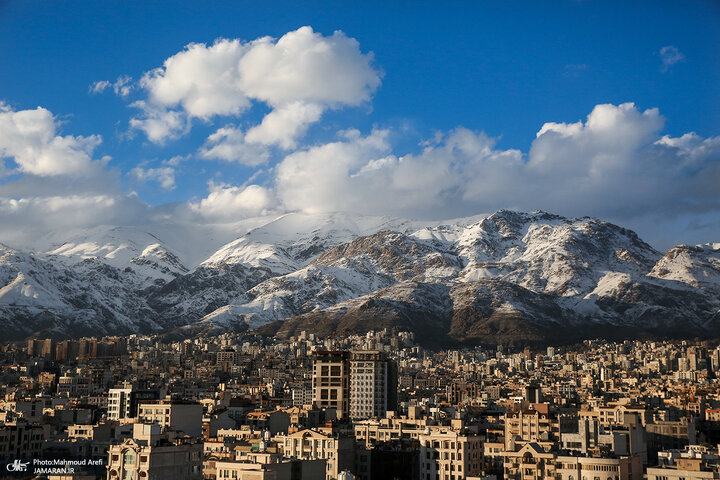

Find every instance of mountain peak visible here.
[0,210,718,344]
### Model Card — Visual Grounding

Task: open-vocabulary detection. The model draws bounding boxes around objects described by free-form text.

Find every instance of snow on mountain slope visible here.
[199,261,402,329]
[453,211,660,296]
[0,245,67,309]
[201,212,428,273]
[0,244,162,338]
[195,210,718,343]
[46,226,189,288]
[189,229,464,331]
[144,263,273,327]
[0,210,718,343]
[148,213,436,326]
[648,243,720,292]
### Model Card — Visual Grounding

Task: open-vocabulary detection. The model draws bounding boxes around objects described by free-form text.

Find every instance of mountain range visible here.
[1,210,718,346]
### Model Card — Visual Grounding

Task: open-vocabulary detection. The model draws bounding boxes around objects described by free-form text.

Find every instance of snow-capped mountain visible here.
[46,226,189,288]
[648,243,720,292]
[1,210,718,345]
[0,243,162,338]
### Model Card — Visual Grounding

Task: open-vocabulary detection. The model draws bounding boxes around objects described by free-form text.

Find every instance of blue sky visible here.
[0,0,719,249]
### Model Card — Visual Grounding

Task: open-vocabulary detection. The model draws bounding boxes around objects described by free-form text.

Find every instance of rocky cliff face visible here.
[1,211,718,345]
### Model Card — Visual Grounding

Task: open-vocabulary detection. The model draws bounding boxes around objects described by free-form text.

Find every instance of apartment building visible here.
[418,428,483,480]
[504,404,557,450]
[556,454,642,480]
[106,424,202,480]
[349,350,396,420]
[280,428,354,480]
[313,351,350,419]
[0,419,46,461]
[503,443,557,480]
[313,350,397,421]
[137,401,203,437]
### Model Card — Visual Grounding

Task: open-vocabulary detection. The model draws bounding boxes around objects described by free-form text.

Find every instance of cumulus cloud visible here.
[131,26,381,148]
[244,102,324,149]
[130,166,176,190]
[525,103,720,217]
[90,76,134,97]
[2,95,718,252]
[235,26,381,107]
[139,39,251,120]
[186,182,279,222]
[199,102,324,164]
[275,128,389,212]
[273,103,720,223]
[0,104,155,249]
[0,193,151,249]
[199,126,270,166]
[0,104,105,177]
[659,45,685,72]
[129,101,189,143]
[274,127,522,218]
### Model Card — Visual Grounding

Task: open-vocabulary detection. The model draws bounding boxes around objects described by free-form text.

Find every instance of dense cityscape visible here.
[0,331,719,479]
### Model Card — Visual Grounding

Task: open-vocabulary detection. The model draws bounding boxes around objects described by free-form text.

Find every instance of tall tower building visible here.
[312,351,350,419]
[312,350,398,421]
[349,350,397,420]
[711,347,720,372]
[107,382,160,420]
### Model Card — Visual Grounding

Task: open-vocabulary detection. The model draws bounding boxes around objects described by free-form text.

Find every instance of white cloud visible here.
[140,39,251,120]
[273,103,720,223]
[89,80,111,94]
[200,102,324,164]
[199,126,270,166]
[90,76,134,97]
[130,166,176,190]
[1,98,718,252]
[655,132,720,163]
[244,102,324,149]
[659,45,685,72]
[529,102,664,179]
[522,103,720,217]
[276,128,393,214]
[129,101,189,144]
[236,26,381,107]
[162,154,191,167]
[0,193,151,248]
[131,26,381,145]
[274,127,524,218]
[187,182,278,222]
[112,76,134,97]
[0,104,105,177]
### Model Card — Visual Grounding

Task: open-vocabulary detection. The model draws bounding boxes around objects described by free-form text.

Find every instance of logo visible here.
[6,460,29,472]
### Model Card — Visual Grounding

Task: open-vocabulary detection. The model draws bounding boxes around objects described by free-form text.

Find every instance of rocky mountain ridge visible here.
[1,210,718,345]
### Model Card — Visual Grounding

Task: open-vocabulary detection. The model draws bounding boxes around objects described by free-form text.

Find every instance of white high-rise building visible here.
[349,350,396,420]
[107,387,133,421]
[107,382,159,420]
